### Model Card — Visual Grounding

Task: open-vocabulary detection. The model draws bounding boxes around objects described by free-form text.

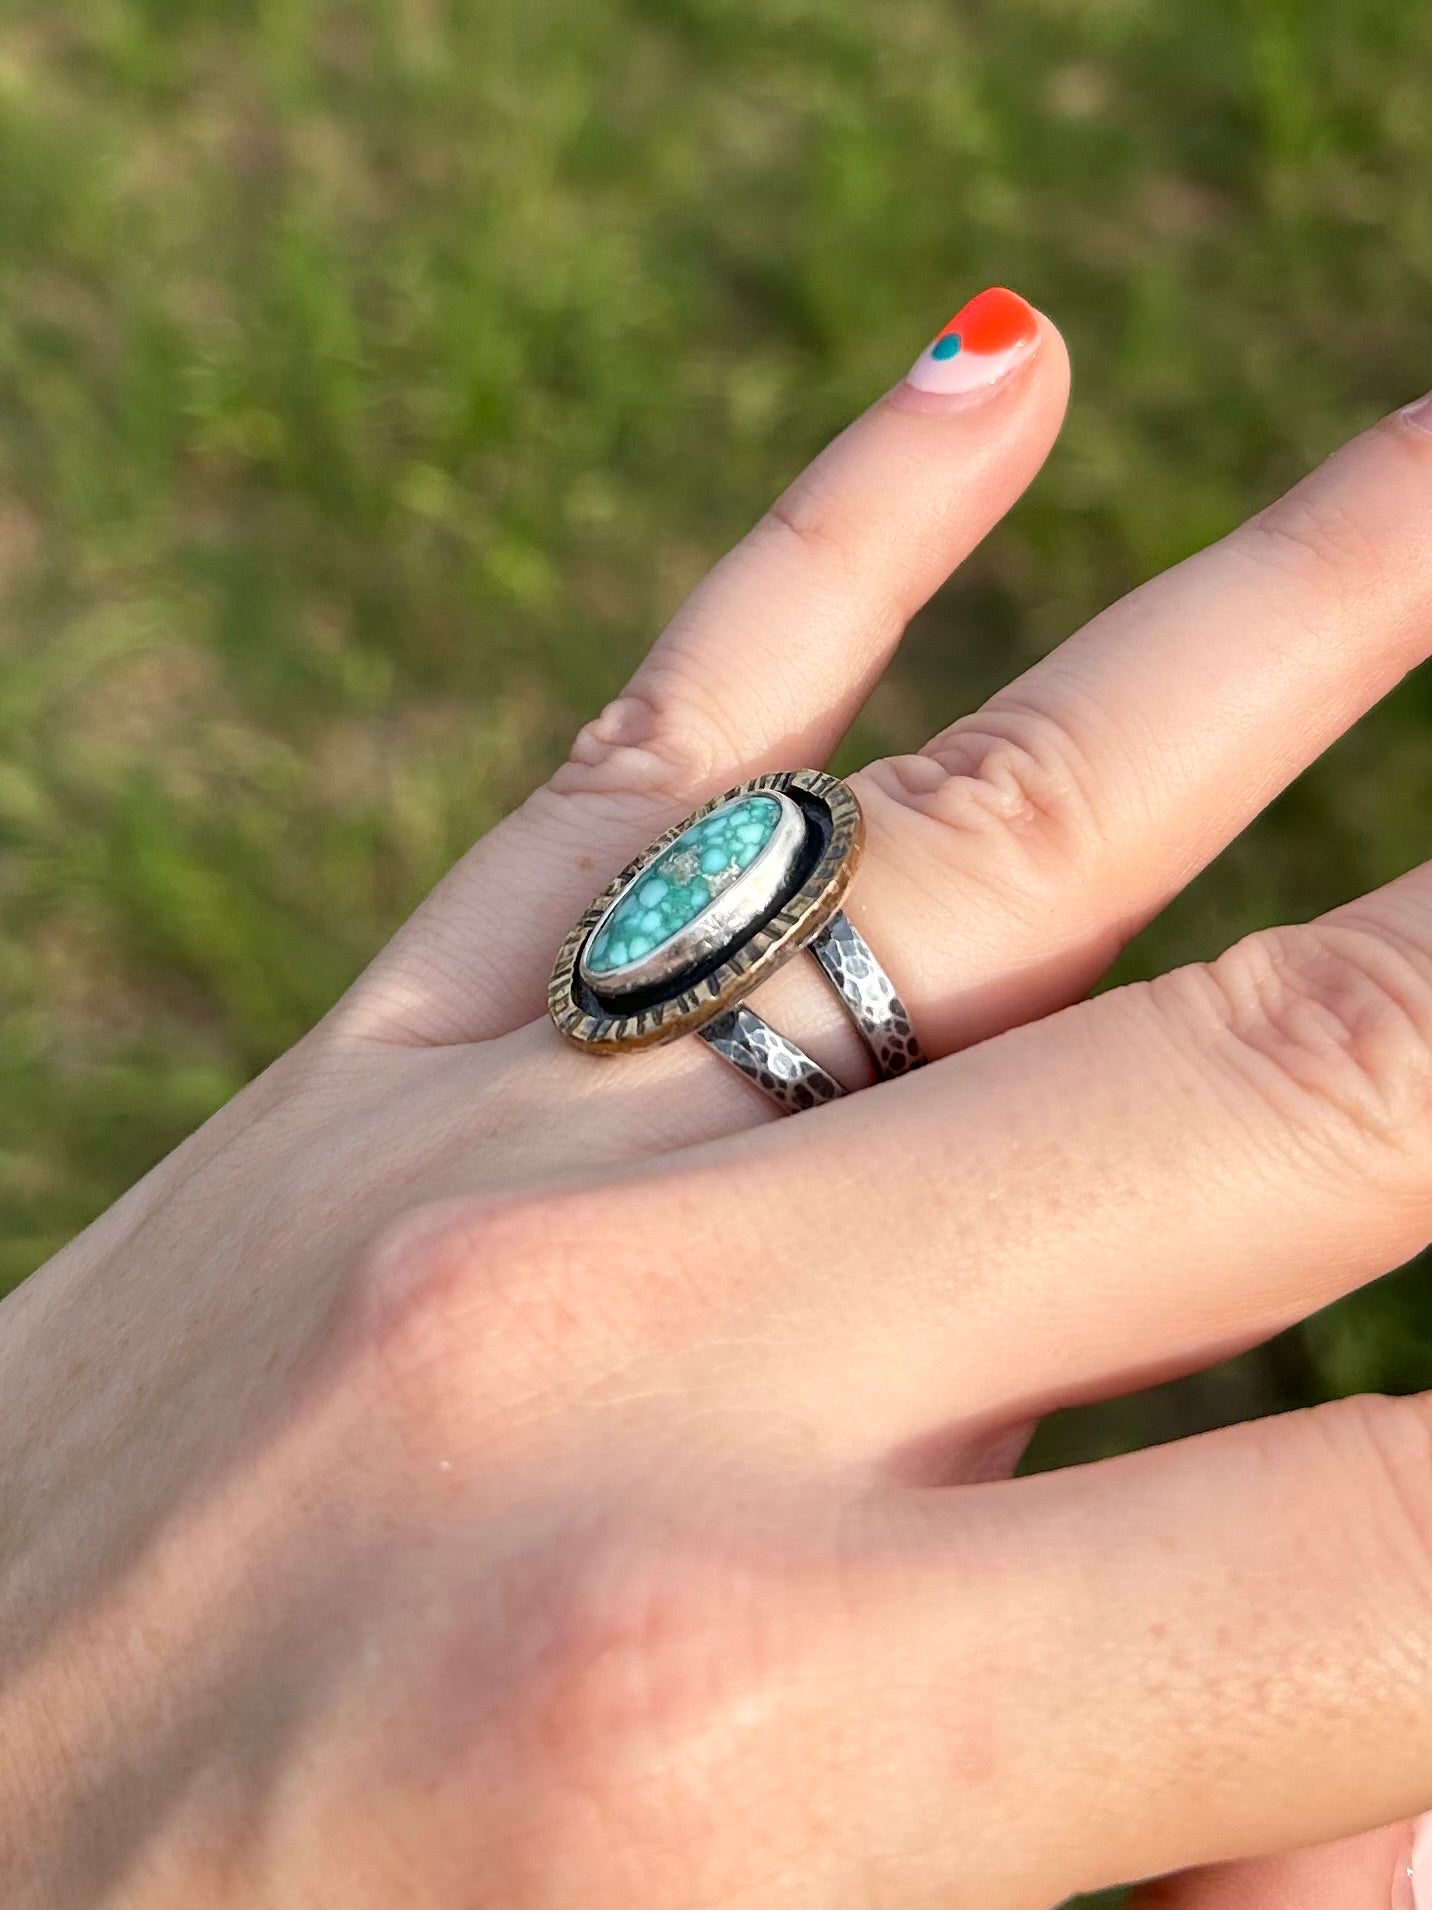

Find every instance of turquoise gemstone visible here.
[586,794,783,977]
[931,332,962,360]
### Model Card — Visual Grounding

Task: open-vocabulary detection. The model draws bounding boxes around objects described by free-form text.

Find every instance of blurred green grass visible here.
[2,3,1431,1899]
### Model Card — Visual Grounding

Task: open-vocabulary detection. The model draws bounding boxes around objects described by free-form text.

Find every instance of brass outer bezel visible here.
[548,769,863,1054]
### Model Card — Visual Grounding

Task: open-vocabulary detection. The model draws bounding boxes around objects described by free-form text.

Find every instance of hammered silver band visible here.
[809,913,924,1079]
[695,910,922,1111]
[698,1004,844,1115]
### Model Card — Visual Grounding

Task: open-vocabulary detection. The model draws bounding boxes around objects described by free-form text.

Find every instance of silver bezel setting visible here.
[577,789,807,998]
[548,768,863,1054]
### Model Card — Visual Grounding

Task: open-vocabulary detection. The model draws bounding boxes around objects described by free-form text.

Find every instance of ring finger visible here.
[831,391,1432,1070]
[587,846,1432,1460]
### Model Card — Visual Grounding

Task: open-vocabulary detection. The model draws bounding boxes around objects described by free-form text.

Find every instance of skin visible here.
[2,312,1431,1908]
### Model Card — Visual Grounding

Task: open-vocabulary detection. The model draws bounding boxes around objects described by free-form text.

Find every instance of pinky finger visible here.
[1130,1821,1421,1910]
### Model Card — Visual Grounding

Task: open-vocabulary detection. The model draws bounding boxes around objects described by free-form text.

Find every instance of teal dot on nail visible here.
[931,332,962,361]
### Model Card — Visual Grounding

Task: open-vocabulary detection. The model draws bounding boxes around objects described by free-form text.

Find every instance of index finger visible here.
[344,292,1069,1043]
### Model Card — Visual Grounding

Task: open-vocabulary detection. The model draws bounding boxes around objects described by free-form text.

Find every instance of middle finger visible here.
[511,394,1432,1121]
[830,396,1432,1064]
[538,395,1432,1147]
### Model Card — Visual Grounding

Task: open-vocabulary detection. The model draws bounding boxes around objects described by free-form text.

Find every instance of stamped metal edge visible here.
[548,768,864,1053]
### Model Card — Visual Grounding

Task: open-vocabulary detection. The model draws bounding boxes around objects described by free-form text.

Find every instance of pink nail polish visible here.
[1396,1813,1432,1909]
[902,286,1041,403]
[1399,391,1432,437]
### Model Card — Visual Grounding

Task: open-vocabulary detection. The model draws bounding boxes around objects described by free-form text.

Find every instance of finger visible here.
[367,385,1432,1112]
[834,394,1432,1060]
[866,1399,1432,1901]
[622,849,1432,1456]
[583,392,1432,1103]
[345,290,1069,1043]
[673,392,1432,1103]
[1131,1824,1416,1910]
[548,1400,1430,1908]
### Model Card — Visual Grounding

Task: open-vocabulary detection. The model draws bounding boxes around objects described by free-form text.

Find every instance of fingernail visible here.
[1399,391,1432,437]
[902,286,1041,403]
[1394,1812,1432,1909]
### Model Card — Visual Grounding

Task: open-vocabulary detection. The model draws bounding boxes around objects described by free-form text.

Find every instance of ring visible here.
[548,769,926,1113]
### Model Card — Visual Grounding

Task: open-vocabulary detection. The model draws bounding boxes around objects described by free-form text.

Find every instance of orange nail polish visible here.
[904,287,1041,400]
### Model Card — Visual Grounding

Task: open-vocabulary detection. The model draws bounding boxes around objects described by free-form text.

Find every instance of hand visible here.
[4,292,1431,1910]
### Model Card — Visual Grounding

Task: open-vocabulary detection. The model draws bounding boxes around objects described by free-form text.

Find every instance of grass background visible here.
[2,2,1431,1900]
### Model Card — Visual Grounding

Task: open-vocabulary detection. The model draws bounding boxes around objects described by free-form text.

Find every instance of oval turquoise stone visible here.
[585,794,784,977]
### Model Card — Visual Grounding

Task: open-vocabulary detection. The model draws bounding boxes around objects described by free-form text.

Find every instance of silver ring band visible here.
[809,912,924,1079]
[694,909,922,1110]
[697,1003,844,1114]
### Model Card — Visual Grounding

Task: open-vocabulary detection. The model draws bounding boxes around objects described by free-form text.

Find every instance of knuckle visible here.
[1168,920,1432,1161]
[548,684,724,806]
[353,1181,716,1453]
[1241,481,1388,597]
[355,1192,618,1437]
[532,1520,777,1771]
[870,700,1103,871]
[514,1500,849,1880]
[759,482,860,576]
[424,1500,844,1896]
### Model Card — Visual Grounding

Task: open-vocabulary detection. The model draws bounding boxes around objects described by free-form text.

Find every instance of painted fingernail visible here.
[903,286,1041,401]
[1399,391,1432,437]
[1394,1813,1432,1909]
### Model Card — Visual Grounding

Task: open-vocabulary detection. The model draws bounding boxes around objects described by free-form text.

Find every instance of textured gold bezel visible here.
[548,769,863,1053]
